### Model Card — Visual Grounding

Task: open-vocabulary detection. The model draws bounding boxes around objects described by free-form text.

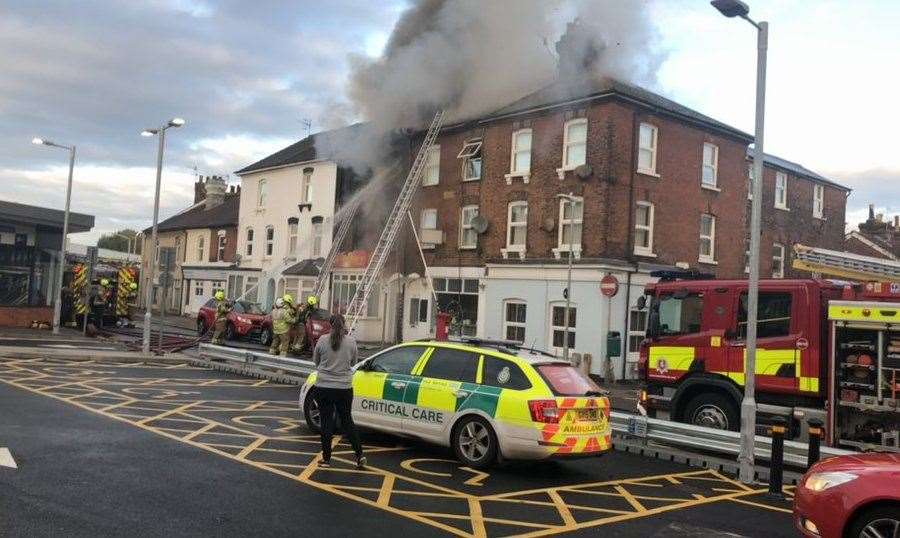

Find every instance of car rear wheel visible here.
[197,318,207,336]
[452,416,498,469]
[259,327,273,346]
[224,322,236,341]
[683,393,739,431]
[847,505,900,538]
[303,392,321,433]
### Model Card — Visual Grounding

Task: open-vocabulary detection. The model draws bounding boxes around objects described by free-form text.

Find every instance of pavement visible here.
[0,355,797,537]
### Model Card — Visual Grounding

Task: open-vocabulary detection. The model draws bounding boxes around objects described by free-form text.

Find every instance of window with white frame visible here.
[503,300,526,343]
[628,307,648,354]
[813,184,824,218]
[634,201,654,256]
[216,233,226,261]
[747,163,755,200]
[331,273,379,318]
[245,228,254,256]
[409,297,428,326]
[459,205,479,249]
[699,213,716,263]
[422,145,440,186]
[506,202,527,251]
[227,275,244,300]
[458,140,482,181]
[245,277,258,303]
[288,221,298,256]
[510,129,532,175]
[702,143,718,188]
[773,243,785,278]
[558,197,583,251]
[775,172,788,209]
[257,179,268,207]
[196,236,205,261]
[212,280,225,295]
[311,221,323,257]
[550,303,576,351]
[562,118,587,169]
[638,123,658,174]
[433,278,479,337]
[194,281,203,296]
[420,208,437,230]
[300,169,312,203]
[265,226,274,256]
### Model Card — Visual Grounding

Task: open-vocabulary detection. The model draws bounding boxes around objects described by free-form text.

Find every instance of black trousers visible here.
[314,387,363,461]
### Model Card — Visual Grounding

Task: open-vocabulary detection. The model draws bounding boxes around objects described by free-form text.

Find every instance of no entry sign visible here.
[600,274,619,297]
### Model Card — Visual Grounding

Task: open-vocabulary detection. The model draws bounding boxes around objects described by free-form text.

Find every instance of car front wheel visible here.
[452,416,498,469]
[846,505,900,538]
[259,327,273,346]
[197,318,207,336]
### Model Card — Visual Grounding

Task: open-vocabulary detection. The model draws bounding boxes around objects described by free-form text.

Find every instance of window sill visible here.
[637,169,660,179]
[775,205,790,212]
[698,257,718,265]
[556,166,582,180]
[421,244,436,250]
[501,247,526,260]
[504,172,530,185]
[633,249,657,258]
[814,215,825,221]
[421,182,439,188]
[458,245,477,251]
[462,177,481,182]
[701,184,721,192]
[552,247,582,260]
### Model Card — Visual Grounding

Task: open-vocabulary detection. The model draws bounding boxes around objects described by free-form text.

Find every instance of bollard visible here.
[768,416,786,498]
[807,418,823,469]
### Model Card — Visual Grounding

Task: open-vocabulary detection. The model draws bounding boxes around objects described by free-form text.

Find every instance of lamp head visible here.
[32,137,45,146]
[711,0,750,18]
[168,117,185,128]
[141,129,157,137]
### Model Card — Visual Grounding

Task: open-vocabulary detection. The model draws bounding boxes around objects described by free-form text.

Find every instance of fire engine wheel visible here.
[196,319,207,336]
[684,393,739,431]
[452,415,498,469]
[846,505,900,538]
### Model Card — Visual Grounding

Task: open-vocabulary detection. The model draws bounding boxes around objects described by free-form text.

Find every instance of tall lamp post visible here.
[32,137,76,335]
[711,0,768,484]
[556,193,578,365]
[140,118,185,354]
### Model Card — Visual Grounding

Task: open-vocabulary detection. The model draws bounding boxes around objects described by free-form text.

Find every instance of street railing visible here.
[198,343,316,377]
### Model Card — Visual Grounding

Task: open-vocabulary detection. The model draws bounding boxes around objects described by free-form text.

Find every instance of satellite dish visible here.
[575,164,593,180]
[542,217,556,232]
[472,215,489,234]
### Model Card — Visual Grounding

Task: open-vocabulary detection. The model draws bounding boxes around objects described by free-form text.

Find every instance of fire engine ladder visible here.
[344,110,444,331]
[792,244,900,282]
[311,196,361,301]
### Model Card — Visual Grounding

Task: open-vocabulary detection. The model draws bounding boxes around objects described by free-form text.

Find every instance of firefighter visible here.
[291,295,318,353]
[118,282,139,327]
[269,297,296,356]
[90,278,113,328]
[210,291,232,344]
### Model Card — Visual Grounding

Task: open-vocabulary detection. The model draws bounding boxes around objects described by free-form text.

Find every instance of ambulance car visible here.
[299,339,612,469]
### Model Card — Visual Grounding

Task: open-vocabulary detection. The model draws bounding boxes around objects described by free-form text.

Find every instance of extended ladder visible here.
[344,110,444,331]
[792,244,900,282]
[311,196,361,301]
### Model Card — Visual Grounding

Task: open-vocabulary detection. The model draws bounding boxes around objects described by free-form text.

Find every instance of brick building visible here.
[844,205,898,260]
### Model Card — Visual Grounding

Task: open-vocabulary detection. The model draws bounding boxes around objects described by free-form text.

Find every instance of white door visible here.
[188,280,208,315]
[404,295,432,341]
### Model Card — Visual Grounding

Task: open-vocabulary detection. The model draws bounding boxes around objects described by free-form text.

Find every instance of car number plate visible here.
[577,408,599,421]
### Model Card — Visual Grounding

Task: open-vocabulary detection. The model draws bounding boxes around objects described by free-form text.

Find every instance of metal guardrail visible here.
[198,343,316,377]
[610,412,854,468]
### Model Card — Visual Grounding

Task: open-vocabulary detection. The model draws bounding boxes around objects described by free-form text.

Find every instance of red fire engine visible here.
[637,245,900,451]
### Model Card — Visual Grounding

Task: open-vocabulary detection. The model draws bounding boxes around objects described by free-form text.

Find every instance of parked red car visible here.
[261,307,332,353]
[197,299,272,345]
[794,452,900,538]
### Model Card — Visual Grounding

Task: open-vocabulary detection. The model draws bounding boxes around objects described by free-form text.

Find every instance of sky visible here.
[1,0,898,244]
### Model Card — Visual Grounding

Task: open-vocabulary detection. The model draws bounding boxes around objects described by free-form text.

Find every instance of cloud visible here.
[826,167,900,230]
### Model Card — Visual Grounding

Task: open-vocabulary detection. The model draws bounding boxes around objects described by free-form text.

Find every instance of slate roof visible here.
[481,77,753,142]
[145,193,239,234]
[282,258,323,276]
[0,200,94,233]
[753,151,850,192]
[235,123,370,175]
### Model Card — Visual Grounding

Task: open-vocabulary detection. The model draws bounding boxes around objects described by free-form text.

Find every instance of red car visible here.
[267,307,332,353]
[794,453,900,538]
[197,299,273,345]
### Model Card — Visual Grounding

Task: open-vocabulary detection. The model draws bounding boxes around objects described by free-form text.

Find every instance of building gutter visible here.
[234,158,329,177]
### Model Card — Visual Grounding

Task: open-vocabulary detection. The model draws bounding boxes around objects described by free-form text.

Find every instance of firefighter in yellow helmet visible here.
[90,278,113,328]
[269,296,296,356]
[210,290,232,344]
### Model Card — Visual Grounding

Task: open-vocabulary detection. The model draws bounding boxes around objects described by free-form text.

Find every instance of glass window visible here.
[422,145,440,186]
[702,143,718,187]
[217,234,226,261]
[245,277,258,303]
[265,226,274,256]
[332,273,379,318]
[288,221,298,256]
[536,364,600,396]
[312,221,323,257]
[511,129,532,174]
[775,172,788,208]
[503,300,526,343]
[772,243,785,278]
[420,209,437,230]
[638,123,657,174]
[434,277,478,337]
[369,346,426,374]
[657,294,703,336]
[482,357,531,390]
[194,282,204,296]
[459,205,478,249]
[628,308,648,352]
[563,119,587,168]
[196,236,205,261]
[420,348,478,383]
[409,297,428,326]
[301,169,312,203]
[459,140,482,181]
[506,202,527,250]
[634,201,654,255]
[558,197,583,251]
[257,179,268,207]
[551,305,576,348]
[245,228,254,256]
[738,292,792,339]
[813,184,824,218]
[699,214,716,262]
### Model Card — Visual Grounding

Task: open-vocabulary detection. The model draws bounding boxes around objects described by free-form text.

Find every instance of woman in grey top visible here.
[312,314,365,468]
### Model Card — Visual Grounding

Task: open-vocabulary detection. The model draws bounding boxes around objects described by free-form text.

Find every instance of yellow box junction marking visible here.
[0,357,793,537]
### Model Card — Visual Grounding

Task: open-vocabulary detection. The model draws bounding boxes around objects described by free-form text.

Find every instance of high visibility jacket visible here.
[271,306,296,334]
[215,300,231,321]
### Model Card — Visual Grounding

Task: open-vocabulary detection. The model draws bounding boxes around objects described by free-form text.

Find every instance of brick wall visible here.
[0,306,53,327]
[205,227,238,262]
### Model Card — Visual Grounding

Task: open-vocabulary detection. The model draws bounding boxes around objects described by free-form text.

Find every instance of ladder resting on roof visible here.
[792,244,900,282]
[311,196,361,301]
[343,110,445,331]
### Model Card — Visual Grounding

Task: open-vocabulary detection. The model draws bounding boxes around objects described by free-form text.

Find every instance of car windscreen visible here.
[536,364,603,396]
[236,301,265,315]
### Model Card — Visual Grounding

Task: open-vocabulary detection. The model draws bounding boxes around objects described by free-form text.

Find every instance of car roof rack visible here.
[650,269,716,282]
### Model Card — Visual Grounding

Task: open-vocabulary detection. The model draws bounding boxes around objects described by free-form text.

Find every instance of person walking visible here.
[312,314,365,468]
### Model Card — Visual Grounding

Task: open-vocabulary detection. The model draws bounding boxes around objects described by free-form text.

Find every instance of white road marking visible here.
[43,344,118,350]
[0,447,17,469]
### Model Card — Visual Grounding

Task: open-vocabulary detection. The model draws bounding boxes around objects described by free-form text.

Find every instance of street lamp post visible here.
[32,137,76,335]
[711,0,768,484]
[140,118,185,354]
[556,193,577,364]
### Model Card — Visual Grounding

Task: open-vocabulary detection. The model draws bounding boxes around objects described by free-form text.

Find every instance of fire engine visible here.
[637,245,900,452]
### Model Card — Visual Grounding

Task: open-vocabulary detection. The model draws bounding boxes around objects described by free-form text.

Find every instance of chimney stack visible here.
[204,176,227,209]
[194,176,207,204]
[555,18,601,81]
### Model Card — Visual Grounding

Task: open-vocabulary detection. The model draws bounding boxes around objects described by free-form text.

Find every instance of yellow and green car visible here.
[299,339,612,468]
